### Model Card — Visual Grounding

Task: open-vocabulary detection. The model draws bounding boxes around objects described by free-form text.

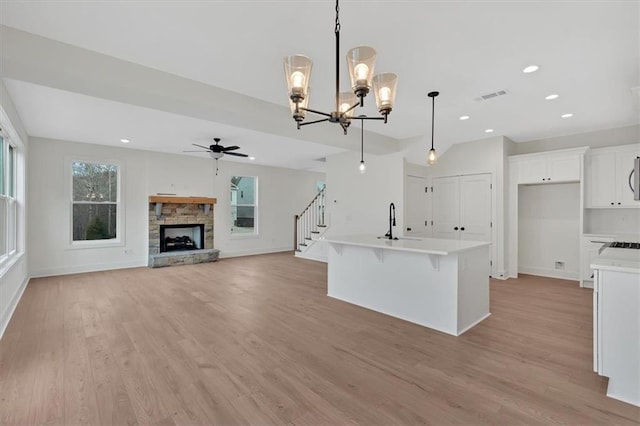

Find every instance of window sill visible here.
[66,240,125,250]
[0,251,25,279]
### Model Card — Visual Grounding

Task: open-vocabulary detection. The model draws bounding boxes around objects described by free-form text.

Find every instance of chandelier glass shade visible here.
[283,0,397,135]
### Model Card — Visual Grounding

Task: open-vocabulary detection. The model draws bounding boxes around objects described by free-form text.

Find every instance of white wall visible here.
[0,79,29,338]
[28,138,323,276]
[513,124,639,155]
[325,150,404,238]
[518,183,581,280]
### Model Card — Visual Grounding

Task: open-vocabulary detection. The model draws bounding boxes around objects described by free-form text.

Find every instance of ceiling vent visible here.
[475,89,509,102]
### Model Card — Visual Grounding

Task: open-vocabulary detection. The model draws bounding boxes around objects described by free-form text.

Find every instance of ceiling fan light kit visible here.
[283,0,397,135]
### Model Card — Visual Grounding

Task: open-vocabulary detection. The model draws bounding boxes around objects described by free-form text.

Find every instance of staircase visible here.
[294,186,328,262]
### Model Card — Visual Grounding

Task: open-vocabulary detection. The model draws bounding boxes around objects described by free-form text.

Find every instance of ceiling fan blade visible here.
[225,152,249,157]
[222,145,240,151]
[192,143,210,150]
[183,150,209,152]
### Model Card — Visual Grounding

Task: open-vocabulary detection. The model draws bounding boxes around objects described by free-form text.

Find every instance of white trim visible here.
[518,266,580,281]
[230,175,258,237]
[0,272,28,340]
[457,313,492,336]
[219,246,291,258]
[30,259,145,279]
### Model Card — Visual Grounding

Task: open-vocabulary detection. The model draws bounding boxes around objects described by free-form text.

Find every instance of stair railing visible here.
[294,186,326,252]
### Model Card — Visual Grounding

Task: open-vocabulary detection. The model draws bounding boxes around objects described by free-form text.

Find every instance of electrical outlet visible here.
[555,261,565,270]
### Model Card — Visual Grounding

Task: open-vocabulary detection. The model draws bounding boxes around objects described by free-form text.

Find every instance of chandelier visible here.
[283,0,398,135]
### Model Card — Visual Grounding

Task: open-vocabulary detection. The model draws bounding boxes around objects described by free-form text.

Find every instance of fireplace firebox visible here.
[160,224,205,253]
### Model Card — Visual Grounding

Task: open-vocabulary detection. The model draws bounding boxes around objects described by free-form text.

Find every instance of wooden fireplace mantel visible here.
[149,196,217,218]
[148,196,217,204]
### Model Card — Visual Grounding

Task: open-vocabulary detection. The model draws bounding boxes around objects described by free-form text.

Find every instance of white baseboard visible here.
[295,251,328,263]
[219,246,292,259]
[458,313,491,336]
[0,274,29,340]
[30,259,146,278]
[518,265,579,281]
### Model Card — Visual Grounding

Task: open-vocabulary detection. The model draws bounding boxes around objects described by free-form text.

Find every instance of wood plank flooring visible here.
[1,252,639,425]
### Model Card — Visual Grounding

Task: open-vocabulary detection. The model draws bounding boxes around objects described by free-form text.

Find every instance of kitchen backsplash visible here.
[585,209,640,237]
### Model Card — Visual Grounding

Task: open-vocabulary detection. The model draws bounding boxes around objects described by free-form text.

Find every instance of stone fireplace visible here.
[148,196,219,268]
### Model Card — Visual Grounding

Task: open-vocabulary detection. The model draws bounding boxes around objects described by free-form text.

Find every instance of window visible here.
[71,161,120,242]
[230,176,257,235]
[0,135,17,260]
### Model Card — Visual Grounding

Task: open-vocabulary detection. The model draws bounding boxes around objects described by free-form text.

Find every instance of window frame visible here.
[230,175,258,237]
[0,133,18,266]
[68,158,125,249]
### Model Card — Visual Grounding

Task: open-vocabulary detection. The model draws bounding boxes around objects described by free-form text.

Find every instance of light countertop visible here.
[322,234,491,256]
[591,247,640,274]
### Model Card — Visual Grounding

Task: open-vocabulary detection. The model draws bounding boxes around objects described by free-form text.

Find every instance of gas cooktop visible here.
[609,241,640,249]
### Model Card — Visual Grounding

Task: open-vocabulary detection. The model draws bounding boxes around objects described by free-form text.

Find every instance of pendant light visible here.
[359,118,366,173]
[427,91,439,165]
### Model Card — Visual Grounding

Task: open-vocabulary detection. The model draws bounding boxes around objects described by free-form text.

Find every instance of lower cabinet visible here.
[581,235,613,287]
[593,267,640,406]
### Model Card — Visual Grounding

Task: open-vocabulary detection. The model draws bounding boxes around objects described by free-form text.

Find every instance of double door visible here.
[433,173,492,242]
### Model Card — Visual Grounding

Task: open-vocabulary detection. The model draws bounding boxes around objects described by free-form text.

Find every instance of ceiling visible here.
[0,1,638,170]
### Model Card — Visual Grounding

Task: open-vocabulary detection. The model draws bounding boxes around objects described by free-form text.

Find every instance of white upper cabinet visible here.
[514,150,582,185]
[586,144,640,208]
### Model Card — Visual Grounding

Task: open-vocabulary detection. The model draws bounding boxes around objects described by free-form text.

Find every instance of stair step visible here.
[305,237,312,241]
[317,224,327,228]
[311,231,320,234]
[295,249,302,253]
[299,243,308,247]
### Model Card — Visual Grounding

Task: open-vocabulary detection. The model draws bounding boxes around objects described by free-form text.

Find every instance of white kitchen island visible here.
[591,247,640,407]
[324,235,491,336]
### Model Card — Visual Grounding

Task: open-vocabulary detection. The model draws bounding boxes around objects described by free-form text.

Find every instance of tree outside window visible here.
[72,161,119,241]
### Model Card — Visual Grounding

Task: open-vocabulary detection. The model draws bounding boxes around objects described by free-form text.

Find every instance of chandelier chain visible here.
[334,0,340,33]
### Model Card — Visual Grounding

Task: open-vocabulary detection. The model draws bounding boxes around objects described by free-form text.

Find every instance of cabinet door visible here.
[432,176,460,239]
[616,147,640,207]
[517,158,547,184]
[548,155,580,183]
[459,174,492,242]
[587,151,616,207]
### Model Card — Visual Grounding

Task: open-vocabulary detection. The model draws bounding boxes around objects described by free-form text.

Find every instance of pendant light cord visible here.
[431,95,435,150]
[334,0,340,114]
[361,120,364,162]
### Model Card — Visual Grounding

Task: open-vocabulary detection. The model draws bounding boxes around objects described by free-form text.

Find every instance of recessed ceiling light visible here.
[545,94,559,100]
[459,115,470,120]
[249,156,256,160]
[120,138,130,143]
[523,65,539,73]
[561,113,573,118]
[485,129,494,133]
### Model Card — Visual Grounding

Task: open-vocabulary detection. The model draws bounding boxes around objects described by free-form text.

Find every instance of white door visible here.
[459,174,492,242]
[405,176,428,237]
[432,176,460,239]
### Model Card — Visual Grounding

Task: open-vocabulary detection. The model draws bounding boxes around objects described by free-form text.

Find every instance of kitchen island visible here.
[591,247,640,407]
[323,235,491,336]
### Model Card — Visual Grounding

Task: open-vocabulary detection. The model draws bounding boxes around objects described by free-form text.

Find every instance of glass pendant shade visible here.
[428,148,438,165]
[284,55,313,102]
[338,92,357,118]
[359,160,366,173]
[346,46,376,96]
[372,73,398,114]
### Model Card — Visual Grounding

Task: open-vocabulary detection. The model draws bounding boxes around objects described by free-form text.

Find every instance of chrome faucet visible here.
[385,202,397,240]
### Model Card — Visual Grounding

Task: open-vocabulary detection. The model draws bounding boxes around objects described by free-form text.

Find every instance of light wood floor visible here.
[1,253,639,425]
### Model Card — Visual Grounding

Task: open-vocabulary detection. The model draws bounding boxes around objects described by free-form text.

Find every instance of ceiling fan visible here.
[185,137,249,159]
